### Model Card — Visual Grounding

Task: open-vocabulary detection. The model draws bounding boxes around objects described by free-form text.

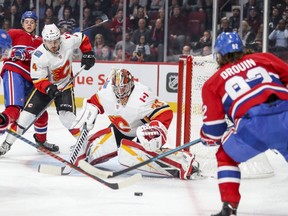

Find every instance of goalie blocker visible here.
[79,126,200,180]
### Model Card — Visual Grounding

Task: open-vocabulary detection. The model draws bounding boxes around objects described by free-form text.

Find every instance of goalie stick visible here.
[7,130,142,190]
[38,123,89,175]
[78,138,202,179]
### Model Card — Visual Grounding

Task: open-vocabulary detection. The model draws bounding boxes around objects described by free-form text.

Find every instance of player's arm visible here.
[70,32,95,70]
[200,82,227,146]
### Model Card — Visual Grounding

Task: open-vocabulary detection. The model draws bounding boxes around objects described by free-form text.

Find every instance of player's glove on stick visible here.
[45,84,61,99]
[81,51,95,70]
[200,130,221,146]
[137,120,167,152]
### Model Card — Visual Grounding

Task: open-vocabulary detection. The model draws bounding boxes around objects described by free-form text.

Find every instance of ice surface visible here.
[0,106,287,216]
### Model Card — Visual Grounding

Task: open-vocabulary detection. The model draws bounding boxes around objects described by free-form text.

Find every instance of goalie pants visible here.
[215,99,288,208]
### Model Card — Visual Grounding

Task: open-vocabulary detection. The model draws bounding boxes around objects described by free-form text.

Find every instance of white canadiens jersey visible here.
[96,80,167,137]
[30,33,83,89]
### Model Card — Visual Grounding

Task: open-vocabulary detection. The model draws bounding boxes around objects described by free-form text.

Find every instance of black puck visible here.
[134,192,143,196]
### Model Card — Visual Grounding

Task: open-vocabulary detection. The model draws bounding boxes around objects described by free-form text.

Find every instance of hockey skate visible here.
[212,202,237,216]
[0,141,12,156]
[34,134,60,153]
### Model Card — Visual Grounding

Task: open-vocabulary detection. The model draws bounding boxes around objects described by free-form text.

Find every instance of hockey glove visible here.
[10,48,33,61]
[45,84,61,99]
[136,120,167,152]
[200,130,221,147]
[70,99,98,131]
[81,51,95,70]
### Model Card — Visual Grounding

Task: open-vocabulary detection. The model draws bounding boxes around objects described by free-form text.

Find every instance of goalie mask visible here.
[111,68,134,106]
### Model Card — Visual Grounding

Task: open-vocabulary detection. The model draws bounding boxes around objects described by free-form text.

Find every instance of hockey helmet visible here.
[21,11,38,23]
[214,32,243,56]
[0,30,12,59]
[111,68,134,105]
[42,24,61,41]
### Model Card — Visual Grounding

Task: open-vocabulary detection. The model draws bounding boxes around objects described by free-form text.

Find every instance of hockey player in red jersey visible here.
[0,11,59,155]
[1,23,95,153]
[71,68,200,180]
[201,32,288,215]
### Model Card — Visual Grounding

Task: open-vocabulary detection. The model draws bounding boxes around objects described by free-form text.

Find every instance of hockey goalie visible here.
[71,68,200,179]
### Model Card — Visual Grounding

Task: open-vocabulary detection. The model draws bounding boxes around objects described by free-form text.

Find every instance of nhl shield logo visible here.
[166,73,178,93]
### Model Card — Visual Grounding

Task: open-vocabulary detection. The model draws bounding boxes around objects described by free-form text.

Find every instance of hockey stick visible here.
[78,138,202,179]
[7,130,142,190]
[23,65,86,134]
[81,14,109,32]
[38,123,89,175]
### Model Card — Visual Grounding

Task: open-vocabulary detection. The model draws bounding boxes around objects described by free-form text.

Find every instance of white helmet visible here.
[42,24,60,41]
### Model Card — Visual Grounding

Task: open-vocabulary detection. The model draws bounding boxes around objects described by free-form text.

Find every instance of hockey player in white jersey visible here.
[72,68,200,180]
[2,24,95,151]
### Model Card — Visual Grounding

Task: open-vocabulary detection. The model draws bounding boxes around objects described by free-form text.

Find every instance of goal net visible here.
[176,55,274,178]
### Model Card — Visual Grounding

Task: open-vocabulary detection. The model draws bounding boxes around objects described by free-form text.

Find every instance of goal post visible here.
[177,55,274,178]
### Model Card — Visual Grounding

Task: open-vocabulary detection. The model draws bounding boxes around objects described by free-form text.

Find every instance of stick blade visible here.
[78,160,112,178]
[38,164,71,175]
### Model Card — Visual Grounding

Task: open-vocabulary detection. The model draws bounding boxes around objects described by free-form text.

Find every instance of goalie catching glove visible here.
[200,130,221,146]
[70,99,98,131]
[136,120,167,152]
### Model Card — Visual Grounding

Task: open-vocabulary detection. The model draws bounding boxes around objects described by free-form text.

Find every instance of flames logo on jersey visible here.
[108,115,131,133]
[52,60,71,81]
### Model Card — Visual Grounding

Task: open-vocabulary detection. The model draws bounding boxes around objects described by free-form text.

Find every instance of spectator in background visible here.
[148,0,165,11]
[12,0,30,16]
[114,31,136,56]
[57,6,76,33]
[167,45,191,62]
[269,6,281,33]
[241,20,256,47]
[200,45,212,56]
[110,8,131,42]
[99,45,113,61]
[244,6,262,35]
[113,46,130,62]
[2,19,11,31]
[150,18,164,62]
[192,30,212,52]
[217,16,233,36]
[91,0,105,19]
[54,0,68,20]
[93,33,107,60]
[0,5,4,28]
[39,6,57,31]
[90,16,115,48]
[131,18,150,45]
[229,6,241,31]
[38,0,49,20]
[168,5,186,54]
[268,19,288,61]
[130,6,149,31]
[7,5,22,29]
[131,34,152,62]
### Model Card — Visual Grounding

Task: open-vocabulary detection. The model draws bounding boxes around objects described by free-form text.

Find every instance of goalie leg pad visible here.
[118,139,198,179]
[86,127,118,165]
[59,110,77,129]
